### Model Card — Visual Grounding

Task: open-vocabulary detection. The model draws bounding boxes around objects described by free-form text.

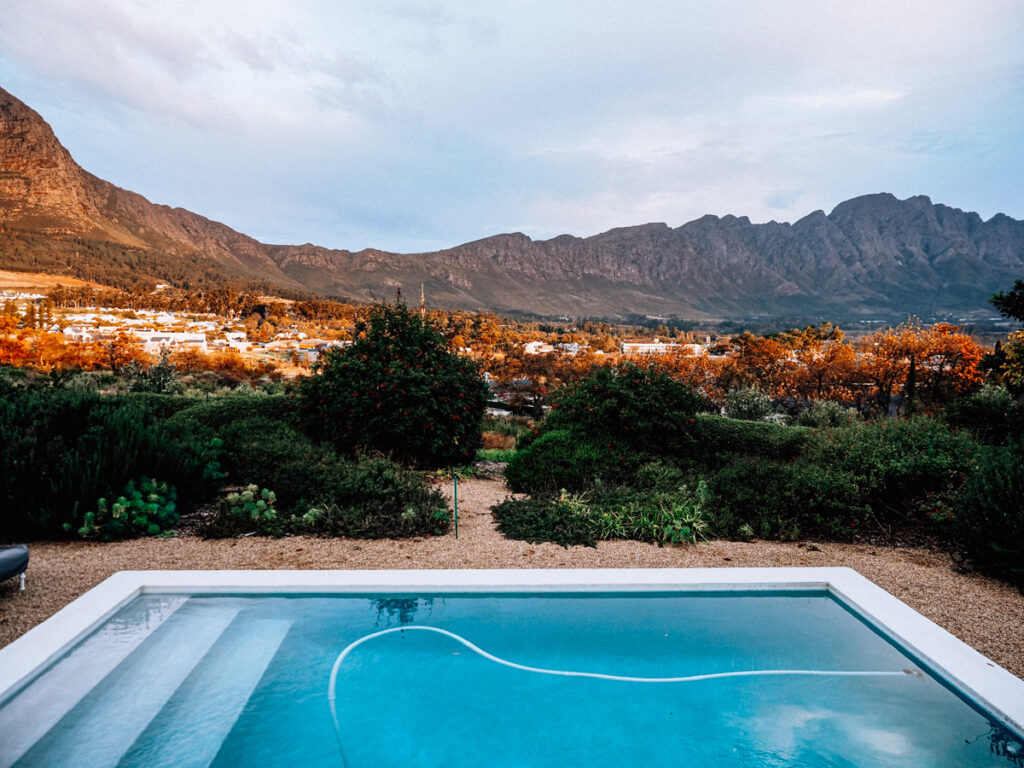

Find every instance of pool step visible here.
[10,603,240,768]
[117,617,293,768]
[0,596,188,768]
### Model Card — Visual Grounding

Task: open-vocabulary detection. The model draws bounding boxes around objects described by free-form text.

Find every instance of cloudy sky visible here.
[2,1,1022,253]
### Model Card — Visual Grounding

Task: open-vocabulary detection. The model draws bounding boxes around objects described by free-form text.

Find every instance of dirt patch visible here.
[481,432,515,450]
[2,477,1022,680]
[0,269,103,290]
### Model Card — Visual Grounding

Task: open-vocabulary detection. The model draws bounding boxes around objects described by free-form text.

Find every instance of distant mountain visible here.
[2,86,1022,319]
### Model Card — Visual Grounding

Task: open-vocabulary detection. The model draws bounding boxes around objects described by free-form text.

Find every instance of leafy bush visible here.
[126,351,181,394]
[295,458,450,538]
[953,441,1024,585]
[708,458,867,540]
[166,395,292,432]
[540,364,709,458]
[724,387,773,421]
[504,429,627,494]
[72,477,178,541]
[493,483,711,547]
[505,364,708,492]
[200,485,281,538]
[943,385,1023,445]
[800,417,976,527]
[298,303,489,468]
[795,400,860,428]
[0,388,221,539]
[634,461,691,492]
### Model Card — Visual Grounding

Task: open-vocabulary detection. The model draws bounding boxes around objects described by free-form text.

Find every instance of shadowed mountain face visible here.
[2,85,1022,318]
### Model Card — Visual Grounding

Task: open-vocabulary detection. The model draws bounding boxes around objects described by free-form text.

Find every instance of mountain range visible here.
[2,85,1022,320]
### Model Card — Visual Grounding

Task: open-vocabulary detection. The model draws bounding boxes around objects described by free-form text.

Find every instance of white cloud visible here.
[0,0,1022,251]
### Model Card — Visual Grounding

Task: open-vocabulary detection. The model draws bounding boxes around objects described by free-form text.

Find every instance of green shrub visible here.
[295,458,450,538]
[504,429,626,494]
[201,485,282,537]
[708,458,868,540]
[505,364,708,492]
[634,461,691,493]
[493,483,711,547]
[298,303,488,468]
[795,400,860,428]
[800,417,976,526]
[724,387,773,421]
[126,351,181,394]
[0,388,221,539]
[943,385,1023,445]
[541,364,709,459]
[953,441,1024,585]
[166,395,292,432]
[690,413,808,469]
[217,417,322,494]
[71,477,178,541]
[493,493,598,546]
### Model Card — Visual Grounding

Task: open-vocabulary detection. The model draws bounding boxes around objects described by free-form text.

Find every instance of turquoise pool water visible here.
[1,591,1021,767]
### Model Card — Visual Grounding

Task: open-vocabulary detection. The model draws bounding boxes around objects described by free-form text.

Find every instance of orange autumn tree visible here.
[716,332,793,398]
[649,347,726,403]
[857,321,985,415]
[786,341,859,403]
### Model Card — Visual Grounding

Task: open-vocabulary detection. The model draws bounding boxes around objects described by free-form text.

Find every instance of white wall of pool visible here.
[1,567,1022,735]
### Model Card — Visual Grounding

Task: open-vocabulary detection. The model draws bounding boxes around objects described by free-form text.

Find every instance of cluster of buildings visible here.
[1,294,349,367]
[520,337,708,357]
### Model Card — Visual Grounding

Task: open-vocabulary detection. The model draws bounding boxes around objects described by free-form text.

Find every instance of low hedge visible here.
[689,413,808,469]
[202,457,451,539]
[708,458,867,540]
[799,417,977,526]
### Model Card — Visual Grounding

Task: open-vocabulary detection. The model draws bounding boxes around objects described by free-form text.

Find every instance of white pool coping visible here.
[1,567,1022,732]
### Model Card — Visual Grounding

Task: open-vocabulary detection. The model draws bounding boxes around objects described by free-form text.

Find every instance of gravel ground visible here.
[2,477,1022,680]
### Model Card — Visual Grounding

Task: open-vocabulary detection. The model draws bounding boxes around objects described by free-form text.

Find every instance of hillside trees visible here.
[298,303,489,467]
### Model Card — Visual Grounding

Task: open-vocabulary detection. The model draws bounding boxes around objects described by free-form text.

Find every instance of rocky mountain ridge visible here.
[2,85,1022,319]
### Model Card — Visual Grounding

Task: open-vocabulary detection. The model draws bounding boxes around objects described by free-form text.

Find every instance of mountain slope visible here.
[0,86,302,290]
[2,85,1022,318]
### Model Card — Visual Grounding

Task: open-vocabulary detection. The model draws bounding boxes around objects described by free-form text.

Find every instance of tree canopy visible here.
[297,303,488,468]
[990,279,1024,323]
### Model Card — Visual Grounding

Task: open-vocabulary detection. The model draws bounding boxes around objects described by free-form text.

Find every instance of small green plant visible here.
[661,481,711,545]
[222,485,279,535]
[476,448,516,462]
[71,477,178,541]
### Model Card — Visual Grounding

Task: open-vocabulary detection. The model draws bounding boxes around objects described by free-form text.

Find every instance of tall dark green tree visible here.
[990,279,1024,324]
[298,303,488,468]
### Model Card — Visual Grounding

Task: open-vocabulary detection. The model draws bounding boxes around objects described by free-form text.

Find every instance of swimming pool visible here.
[0,568,1021,767]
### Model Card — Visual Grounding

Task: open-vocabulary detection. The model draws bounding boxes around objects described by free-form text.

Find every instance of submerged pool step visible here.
[0,596,188,768]
[11,603,240,768]
[117,617,293,768]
